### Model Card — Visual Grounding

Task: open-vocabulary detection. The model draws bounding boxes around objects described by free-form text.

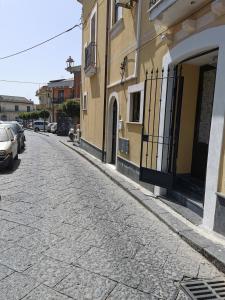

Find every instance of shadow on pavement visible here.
[0,159,21,174]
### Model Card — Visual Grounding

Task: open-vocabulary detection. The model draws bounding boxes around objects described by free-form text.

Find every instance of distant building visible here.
[0,95,34,121]
[36,86,52,107]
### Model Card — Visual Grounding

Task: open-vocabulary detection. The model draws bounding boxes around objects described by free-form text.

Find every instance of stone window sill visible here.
[126,121,142,125]
[109,18,124,39]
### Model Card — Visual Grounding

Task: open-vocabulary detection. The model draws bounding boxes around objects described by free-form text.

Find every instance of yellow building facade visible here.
[78,0,225,236]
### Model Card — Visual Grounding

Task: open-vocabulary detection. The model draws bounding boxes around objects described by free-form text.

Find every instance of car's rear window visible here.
[0,129,9,142]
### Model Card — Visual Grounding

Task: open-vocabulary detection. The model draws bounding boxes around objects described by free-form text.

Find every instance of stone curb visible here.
[60,140,225,274]
[25,128,49,137]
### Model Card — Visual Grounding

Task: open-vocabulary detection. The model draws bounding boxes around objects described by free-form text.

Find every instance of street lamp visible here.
[66,56,74,71]
[66,56,76,99]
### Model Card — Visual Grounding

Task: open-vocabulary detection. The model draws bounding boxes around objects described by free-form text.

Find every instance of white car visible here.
[0,125,18,169]
[50,123,57,134]
[33,120,49,132]
[47,123,54,132]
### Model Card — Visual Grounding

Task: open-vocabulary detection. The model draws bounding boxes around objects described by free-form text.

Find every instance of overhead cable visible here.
[0,23,81,60]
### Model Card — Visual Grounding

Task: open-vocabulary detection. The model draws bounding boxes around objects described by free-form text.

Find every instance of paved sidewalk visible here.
[59,136,225,274]
[0,131,224,300]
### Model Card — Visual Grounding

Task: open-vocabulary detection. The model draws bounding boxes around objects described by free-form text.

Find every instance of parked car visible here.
[0,125,18,169]
[2,122,25,153]
[47,122,54,132]
[33,120,49,132]
[50,123,57,134]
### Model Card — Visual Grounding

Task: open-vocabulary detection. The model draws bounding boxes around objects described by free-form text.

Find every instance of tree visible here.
[39,110,50,120]
[61,100,80,120]
[30,111,39,120]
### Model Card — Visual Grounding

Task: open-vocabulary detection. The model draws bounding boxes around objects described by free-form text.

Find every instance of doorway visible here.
[191,65,217,181]
[111,99,118,164]
[171,51,218,214]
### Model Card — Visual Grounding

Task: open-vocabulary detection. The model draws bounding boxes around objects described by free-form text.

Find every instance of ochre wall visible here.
[176,64,200,174]
[81,0,106,150]
[80,0,225,182]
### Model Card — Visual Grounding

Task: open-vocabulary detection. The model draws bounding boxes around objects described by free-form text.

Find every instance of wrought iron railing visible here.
[84,42,96,71]
[52,97,64,104]
[149,0,161,8]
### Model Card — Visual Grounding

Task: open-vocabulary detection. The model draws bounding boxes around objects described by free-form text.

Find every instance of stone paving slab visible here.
[0,272,37,300]
[55,266,117,300]
[23,256,74,288]
[0,245,42,272]
[0,131,224,299]
[60,139,225,274]
[21,285,72,300]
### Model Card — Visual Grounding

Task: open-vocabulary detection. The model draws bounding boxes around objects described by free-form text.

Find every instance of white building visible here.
[0,95,35,121]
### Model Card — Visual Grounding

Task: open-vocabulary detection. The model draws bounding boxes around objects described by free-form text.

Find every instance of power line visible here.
[0,80,47,85]
[0,23,81,60]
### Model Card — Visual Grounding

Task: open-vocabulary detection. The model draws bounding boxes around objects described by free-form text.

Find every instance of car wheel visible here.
[8,156,14,170]
[34,128,39,132]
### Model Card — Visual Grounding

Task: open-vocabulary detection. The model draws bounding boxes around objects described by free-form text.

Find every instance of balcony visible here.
[52,97,65,104]
[84,42,96,77]
[148,0,206,27]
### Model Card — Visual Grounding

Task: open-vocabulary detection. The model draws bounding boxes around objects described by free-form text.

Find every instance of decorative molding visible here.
[197,12,215,30]
[182,19,196,34]
[211,0,225,16]
[175,11,216,43]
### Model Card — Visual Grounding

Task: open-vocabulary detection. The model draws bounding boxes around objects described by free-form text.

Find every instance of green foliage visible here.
[61,100,80,118]
[18,110,50,121]
[30,111,39,120]
[39,110,50,119]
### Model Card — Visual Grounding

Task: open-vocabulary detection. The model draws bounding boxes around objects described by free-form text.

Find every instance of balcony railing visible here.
[149,0,160,9]
[52,97,65,104]
[84,42,97,77]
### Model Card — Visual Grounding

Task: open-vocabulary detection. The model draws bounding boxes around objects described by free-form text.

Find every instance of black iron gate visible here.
[140,66,183,189]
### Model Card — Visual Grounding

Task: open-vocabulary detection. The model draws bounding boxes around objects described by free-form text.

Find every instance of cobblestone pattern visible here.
[0,131,224,300]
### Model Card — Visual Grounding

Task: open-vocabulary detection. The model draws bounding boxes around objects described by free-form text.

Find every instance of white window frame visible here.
[127,82,144,124]
[82,92,88,111]
[111,0,123,27]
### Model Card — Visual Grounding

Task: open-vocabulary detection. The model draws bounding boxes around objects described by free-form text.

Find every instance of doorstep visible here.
[59,137,225,274]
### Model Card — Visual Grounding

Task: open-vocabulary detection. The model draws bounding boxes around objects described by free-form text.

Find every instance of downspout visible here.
[102,0,110,162]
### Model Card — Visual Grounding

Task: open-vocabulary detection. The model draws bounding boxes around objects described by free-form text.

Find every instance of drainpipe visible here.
[102,0,110,162]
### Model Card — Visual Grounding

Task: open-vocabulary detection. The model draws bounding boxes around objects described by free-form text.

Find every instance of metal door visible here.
[140,67,183,189]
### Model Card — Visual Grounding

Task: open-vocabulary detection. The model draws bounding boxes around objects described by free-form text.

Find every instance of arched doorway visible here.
[107,93,119,165]
[111,99,118,164]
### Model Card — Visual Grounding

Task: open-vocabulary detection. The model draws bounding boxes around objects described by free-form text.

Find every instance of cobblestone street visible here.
[0,131,224,300]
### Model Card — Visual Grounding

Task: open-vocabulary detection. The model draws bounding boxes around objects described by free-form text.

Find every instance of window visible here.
[82,93,87,111]
[58,90,64,102]
[7,128,14,140]
[27,106,30,112]
[15,105,19,112]
[114,4,122,23]
[131,92,141,122]
[90,12,96,43]
[127,82,144,124]
[112,1,122,25]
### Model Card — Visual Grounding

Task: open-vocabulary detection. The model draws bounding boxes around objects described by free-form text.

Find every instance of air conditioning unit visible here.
[115,0,137,9]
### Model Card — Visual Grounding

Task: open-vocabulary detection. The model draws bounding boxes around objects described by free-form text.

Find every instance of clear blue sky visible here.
[0,0,82,104]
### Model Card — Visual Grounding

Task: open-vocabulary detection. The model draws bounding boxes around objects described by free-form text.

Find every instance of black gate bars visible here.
[140,66,183,189]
